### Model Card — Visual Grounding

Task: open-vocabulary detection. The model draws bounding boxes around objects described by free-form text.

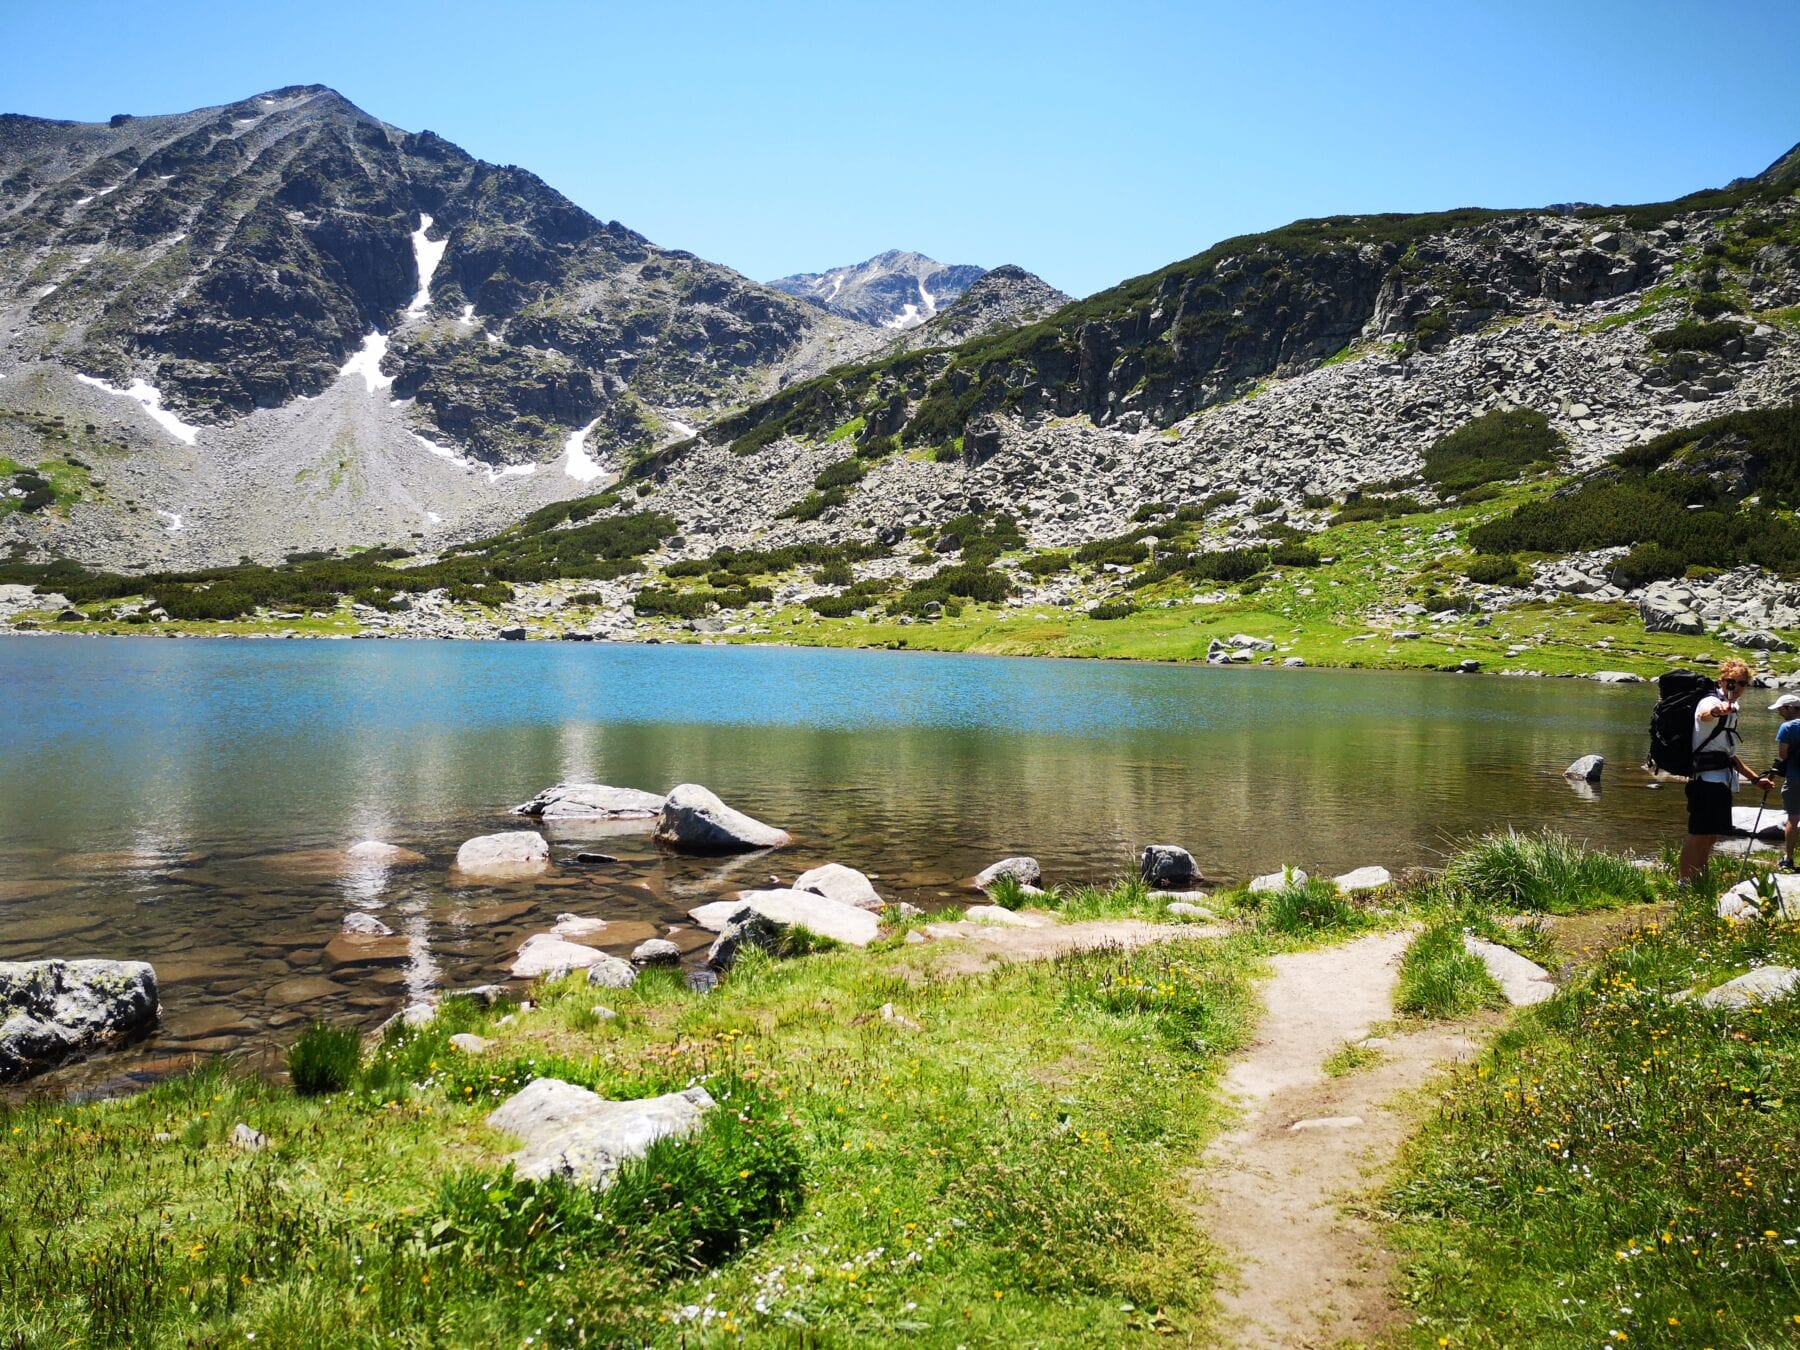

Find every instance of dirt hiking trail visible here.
[1196,929,1485,1348]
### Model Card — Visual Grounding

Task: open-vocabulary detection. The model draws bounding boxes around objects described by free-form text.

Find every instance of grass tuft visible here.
[1442,829,1654,913]
[286,1021,361,1096]
[1395,921,1504,1018]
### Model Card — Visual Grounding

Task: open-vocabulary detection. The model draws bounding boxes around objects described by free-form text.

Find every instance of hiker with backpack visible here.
[1657,660,1775,883]
[1766,691,1800,870]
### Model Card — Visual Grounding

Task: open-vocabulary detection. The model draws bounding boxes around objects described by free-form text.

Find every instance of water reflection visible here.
[0,636,1717,1084]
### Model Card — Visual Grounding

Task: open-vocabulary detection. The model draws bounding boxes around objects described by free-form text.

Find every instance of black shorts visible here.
[1686,778,1734,836]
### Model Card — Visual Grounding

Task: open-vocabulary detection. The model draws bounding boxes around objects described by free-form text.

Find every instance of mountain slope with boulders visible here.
[878,264,1071,356]
[0,86,885,565]
[767,249,985,329]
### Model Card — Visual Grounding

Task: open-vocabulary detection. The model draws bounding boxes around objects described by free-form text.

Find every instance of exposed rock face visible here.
[0,958,159,1081]
[487,1077,715,1185]
[881,265,1069,354]
[768,250,986,330]
[0,86,883,565]
[654,784,791,853]
[511,782,665,820]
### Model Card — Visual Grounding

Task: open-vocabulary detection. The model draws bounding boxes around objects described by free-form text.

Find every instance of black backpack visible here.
[1648,670,1731,776]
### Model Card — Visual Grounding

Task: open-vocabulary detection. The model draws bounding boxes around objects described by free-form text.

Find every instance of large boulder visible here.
[793,862,883,911]
[973,857,1042,891]
[511,783,666,820]
[654,784,791,853]
[0,959,160,1082]
[1639,584,1704,635]
[1139,844,1202,890]
[455,831,550,875]
[706,909,784,971]
[487,1077,715,1185]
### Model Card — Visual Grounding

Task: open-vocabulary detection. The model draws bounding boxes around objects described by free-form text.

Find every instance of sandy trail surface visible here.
[1195,930,1485,1348]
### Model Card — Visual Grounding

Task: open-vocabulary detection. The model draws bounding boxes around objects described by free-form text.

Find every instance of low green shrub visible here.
[812,457,866,491]
[1087,602,1137,620]
[1019,551,1071,576]
[1464,553,1529,586]
[287,1022,361,1096]
[1330,492,1424,525]
[1649,319,1748,353]
[1422,408,1563,493]
[1609,540,1688,588]
[812,562,853,587]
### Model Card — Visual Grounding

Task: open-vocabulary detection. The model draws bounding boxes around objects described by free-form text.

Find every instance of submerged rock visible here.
[511,783,666,820]
[341,912,394,936]
[488,1077,715,1185]
[793,862,883,911]
[0,959,160,1082]
[654,784,792,853]
[455,831,551,875]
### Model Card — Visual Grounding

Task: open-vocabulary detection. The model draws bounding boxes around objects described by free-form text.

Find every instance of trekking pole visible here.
[1741,781,1772,887]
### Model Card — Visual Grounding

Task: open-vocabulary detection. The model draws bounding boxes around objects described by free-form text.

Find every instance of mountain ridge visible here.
[768,249,986,330]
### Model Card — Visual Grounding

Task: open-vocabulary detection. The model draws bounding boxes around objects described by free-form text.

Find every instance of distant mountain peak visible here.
[767,251,987,330]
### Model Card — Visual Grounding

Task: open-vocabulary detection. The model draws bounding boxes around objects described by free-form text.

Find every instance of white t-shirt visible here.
[1693,694,1740,786]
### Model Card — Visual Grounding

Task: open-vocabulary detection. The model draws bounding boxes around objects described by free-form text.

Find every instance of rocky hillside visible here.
[880,264,1070,355]
[0,86,884,565]
[767,249,986,329]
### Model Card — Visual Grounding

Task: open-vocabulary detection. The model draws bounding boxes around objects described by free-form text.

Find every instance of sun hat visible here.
[1769,693,1800,712]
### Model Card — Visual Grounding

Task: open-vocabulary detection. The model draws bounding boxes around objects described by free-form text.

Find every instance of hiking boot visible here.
[1781,857,1798,873]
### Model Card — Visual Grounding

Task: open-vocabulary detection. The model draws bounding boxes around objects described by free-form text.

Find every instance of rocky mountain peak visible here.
[767,250,987,329]
[880,263,1071,355]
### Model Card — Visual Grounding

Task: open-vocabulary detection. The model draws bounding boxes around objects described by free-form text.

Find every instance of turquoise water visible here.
[0,635,1712,1086]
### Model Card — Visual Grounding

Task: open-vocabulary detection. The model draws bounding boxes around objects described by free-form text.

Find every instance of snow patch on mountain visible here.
[73,374,202,445]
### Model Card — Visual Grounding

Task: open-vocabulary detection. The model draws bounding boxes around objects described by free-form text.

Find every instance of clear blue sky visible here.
[6,0,1797,298]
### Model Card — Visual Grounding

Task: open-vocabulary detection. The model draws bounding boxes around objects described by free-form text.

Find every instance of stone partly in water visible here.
[724,889,879,946]
[1139,844,1202,890]
[630,938,682,965]
[511,783,667,820]
[1333,866,1392,894]
[487,1077,716,1185]
[973,857,1042,891]
[510,934,609,980]
[341,912,394,936]
[792,862,883,911]
[455,831,551,875]
[1562,754,1604,783]
[345,840,428,866]
[654,784,792,853]
[0,959,160,1082]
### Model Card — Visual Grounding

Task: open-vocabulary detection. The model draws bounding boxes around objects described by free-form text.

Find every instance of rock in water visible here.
[455,831,550,874]
[630,938,681,965]
[654,784,791,853]
[341,912,394,936]
[1563,754,1604,783]
[0,959,160,1081]
[973,857,1042,890]
[1139,844,1202,889]
[487,1077,716,1185]
[511,783,666,820]
[729,889,879,946]
[511,934,609,980]
[793,862,883,910]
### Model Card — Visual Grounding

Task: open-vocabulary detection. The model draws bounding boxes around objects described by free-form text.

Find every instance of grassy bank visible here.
[1387,874,1800,1347]
[1,919,1276,1345]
